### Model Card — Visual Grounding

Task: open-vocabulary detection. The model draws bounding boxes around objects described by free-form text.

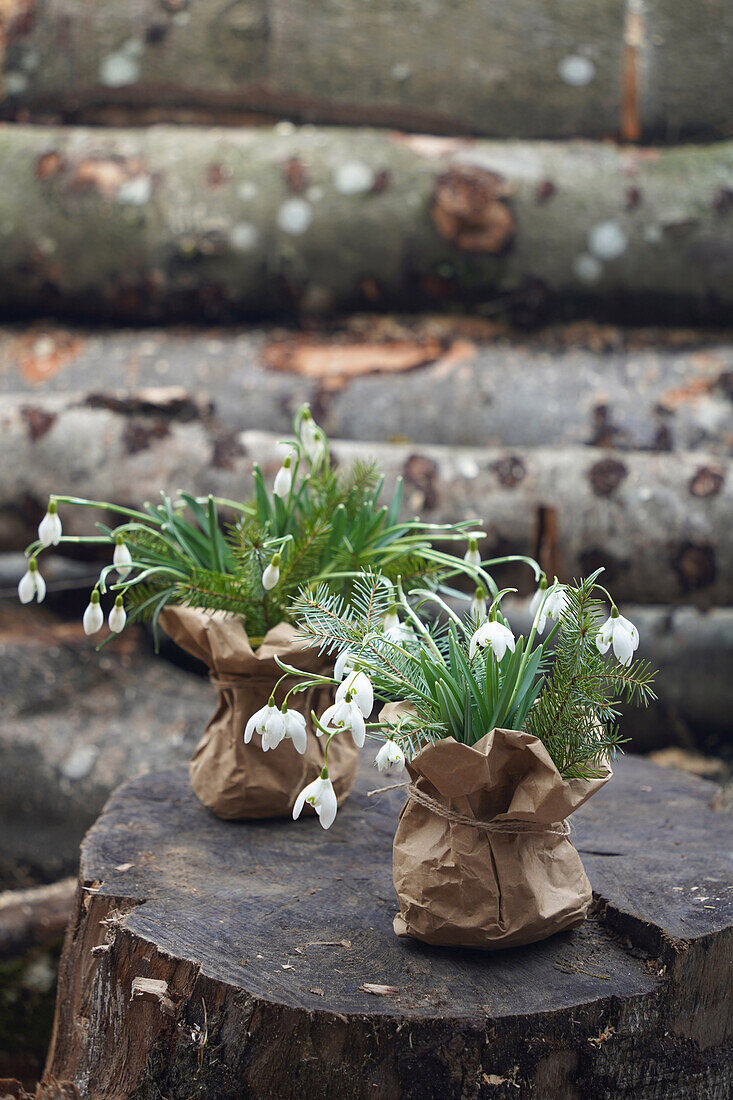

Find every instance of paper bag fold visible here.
[391,727,610,949]
[160,606,360,820]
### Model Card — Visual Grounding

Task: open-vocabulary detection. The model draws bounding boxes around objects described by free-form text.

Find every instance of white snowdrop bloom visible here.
[292,773,338,829]
[375,741,406,776]
[529,578,548,620]
[334,160,374,195]
[464,538,481,570]
[588,221,628,262]
[537,584,568,634]
[334,649,356,681]
[261,708,286,752]
[273,457,293,498]
[108,596,127,634]
[596,610,639,667]
[320,696,366,748]
[469,619,516,662]
[38,503,62,547]
[262,554,281,590]
[18,559,46,604]
[282,709,308,755]
[381,607,415,643]
[113,537,133,579]
[244,701,281,745]
[83,591,104,636]
[470,587,487,622]
[336,670,374,718]
[382,607,400,635]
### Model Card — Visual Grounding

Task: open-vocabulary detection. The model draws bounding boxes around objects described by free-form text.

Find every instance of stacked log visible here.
[0,126,732,322]
[1,0,732,142]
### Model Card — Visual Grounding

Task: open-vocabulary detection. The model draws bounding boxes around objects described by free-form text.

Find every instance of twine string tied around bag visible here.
[368,782,570,836]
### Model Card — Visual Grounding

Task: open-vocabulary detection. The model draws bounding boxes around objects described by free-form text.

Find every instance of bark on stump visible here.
[1,0,732,142]
[43,755,733,1099]
[1,126,732,323]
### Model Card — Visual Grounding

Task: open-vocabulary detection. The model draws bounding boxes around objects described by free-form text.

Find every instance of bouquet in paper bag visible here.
[18,406,483,820]
[282,566,656,949]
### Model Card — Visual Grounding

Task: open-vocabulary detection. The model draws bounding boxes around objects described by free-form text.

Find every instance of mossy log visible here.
[1,0,732,142]
[1,322,732,455]
[41,757,733,1099]
[0,395,731,605]
[1,126,732,323]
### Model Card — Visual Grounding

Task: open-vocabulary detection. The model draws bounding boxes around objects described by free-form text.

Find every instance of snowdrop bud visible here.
[262,553,281,590]
[299,409,326,466]
[464,538,481,570]
[108,595,126,633]
[382,605,401,635]
[83,590,104,635]
[469,619,516,662]
[113,535,133,579]
[292,769,338,829]
[18,558,46,604]
[536,581,567,635]
[470,587,487,622]
[273,456,293,499]
[596,606,639,667]
[38,501,62,547]
[375,741,406,776]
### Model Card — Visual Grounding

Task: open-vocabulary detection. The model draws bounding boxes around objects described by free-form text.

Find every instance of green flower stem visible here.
[396,578,443,660]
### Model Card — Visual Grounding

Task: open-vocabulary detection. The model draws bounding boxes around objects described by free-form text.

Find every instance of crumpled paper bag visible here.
[391,727,610,949]
[159,606,360,820]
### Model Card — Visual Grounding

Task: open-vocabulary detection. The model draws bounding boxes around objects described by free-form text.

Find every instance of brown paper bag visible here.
[159,606,360,820]
[392,727,610,949]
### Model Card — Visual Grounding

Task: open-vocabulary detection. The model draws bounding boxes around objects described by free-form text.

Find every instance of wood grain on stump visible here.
[43,755,732,1099]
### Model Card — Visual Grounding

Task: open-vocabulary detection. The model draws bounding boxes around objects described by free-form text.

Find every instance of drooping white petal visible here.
[469,620,515,661]
[315,778,338,829]
[18,570,35,604]
[34,570,46,603]
[318,703,339,735]
[464,546,481,569]
[108,602,126,633]
[348,703,366,747]
[292,780,314,820]
[113,541,133,580]
[334,649,355,681]
[382,609,400,635]
[336,670,373,718]
[529,586,545,620]
[38,510,62,547]
[273,463,293,499]
[283,709,308,754]
[470,592,487,622]
[83,600,104,635]
[375,741,406,775]
[596,617,614,655]
[244,703,270,744]
[611,616,639,667]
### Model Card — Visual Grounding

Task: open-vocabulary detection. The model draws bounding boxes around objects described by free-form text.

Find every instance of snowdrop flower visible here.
[244,699,281,745]
[320,694,366,747]
[281,708,307,755]
[596,607,639,667]
[375,740,406,776]
[470,586,487,622]
[336,669,373,718]
[334,649,356,681]
[381,605,415,644]
[469,619,516,661]
[293,771,338,829]
[382,605,401,635]
[83,590,104,635]
[537,583,567,635]
[113,535,133,580]
[273,455,293,499]
[38,501,62,547]
[529,576,548,620]
[18,558,46,604]
[262,553,281,590]
[464,538,481,570]
[299,409,326,466]
[261,707,286,751]
[108,596,126,633]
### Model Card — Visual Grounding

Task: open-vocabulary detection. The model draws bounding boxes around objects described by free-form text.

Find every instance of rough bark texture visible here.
[1,126,732,323]
[1,1,732,142]
[2,396,730,604]
[1,322,732,455]
[42,757,733,1099]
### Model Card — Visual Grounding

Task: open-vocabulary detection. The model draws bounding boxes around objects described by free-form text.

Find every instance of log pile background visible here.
[0,0,732,1093]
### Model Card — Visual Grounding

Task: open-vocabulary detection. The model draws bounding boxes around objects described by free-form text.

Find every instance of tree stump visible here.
[42,755,733,1099]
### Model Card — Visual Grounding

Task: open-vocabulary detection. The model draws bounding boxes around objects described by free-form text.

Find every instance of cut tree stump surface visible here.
[44,755,733,1099]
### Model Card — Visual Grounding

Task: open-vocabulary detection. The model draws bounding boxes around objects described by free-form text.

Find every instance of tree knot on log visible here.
[431,166,516,253]
[588,457,628,497]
